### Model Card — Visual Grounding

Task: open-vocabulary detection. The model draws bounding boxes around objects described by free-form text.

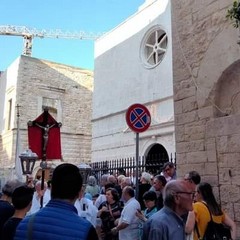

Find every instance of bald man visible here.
[142,180,194,240]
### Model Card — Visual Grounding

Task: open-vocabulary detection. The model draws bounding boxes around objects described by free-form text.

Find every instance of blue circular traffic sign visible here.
[126,104,151,133]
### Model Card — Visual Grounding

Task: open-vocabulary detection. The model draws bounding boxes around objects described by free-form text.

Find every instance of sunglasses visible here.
[175,191,196,199]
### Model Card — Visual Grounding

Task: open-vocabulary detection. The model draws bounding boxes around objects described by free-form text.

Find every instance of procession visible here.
[0,0,240,239]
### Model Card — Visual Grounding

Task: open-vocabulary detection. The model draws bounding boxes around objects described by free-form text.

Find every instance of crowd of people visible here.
[0,161,237,240]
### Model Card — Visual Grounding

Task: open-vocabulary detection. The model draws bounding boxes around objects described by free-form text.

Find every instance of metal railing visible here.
[90,153,176,182]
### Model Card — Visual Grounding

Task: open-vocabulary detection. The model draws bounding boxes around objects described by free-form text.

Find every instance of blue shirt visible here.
[142,206,185,240]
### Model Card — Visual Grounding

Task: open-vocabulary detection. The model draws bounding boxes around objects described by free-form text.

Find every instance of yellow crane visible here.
[0,25,102,56]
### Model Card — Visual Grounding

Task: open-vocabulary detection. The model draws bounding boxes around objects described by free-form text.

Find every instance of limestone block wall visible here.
[0,55,93,181]
[172,0,240,236]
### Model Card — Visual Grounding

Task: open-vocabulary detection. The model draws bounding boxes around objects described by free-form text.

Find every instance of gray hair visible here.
[107,175,117,184]
[141,172,152,184]
[2,179,24,197]
[87,176,97,186]
[163,180,186,209]
[101,174,109,183]
[122,177,132,186]
[117,175,125,184]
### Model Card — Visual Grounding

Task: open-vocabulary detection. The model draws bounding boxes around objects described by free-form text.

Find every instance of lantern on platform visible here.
[78,163,91,185]
[19,149,38,175]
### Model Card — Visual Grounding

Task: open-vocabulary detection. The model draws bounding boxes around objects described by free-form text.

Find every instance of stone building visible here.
[0,55,93,185]
[172,0,240,236]
[92,0,175,166]
[93,0,240,235]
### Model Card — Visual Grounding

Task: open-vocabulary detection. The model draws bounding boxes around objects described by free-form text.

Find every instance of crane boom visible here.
[0,25,102,56]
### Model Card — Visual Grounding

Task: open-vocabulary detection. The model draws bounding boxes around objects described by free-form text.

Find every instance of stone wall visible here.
[0,55,93,183]
[172,0,240,237]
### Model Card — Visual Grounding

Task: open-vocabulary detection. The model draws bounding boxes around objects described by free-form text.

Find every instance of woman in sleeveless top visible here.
[185,182,236,240]
[98,187,123,240]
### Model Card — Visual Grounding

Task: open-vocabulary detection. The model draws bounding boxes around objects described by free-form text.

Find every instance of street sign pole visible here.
[135,132,139,200]
[125,103,151,201]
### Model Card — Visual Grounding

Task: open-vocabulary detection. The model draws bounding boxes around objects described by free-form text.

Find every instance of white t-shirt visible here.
[74,197,98,227]
[118,197,141,240]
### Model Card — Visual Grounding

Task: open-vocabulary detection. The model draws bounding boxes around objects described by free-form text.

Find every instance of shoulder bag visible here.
[195,203,231,240]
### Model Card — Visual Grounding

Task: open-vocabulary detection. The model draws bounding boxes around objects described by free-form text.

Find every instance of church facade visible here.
[92,0,175,167]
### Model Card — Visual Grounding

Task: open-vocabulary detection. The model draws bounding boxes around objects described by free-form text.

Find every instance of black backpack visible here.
[195,203,231,240]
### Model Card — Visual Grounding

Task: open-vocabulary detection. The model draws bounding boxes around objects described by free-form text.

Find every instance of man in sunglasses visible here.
[142,180,194,240]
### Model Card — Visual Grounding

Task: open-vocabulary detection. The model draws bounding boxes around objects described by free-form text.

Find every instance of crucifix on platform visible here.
[30,122,58,159]
[28,108,62,207]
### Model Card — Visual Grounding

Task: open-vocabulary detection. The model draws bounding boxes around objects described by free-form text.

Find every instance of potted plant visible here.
[226,1,240,28]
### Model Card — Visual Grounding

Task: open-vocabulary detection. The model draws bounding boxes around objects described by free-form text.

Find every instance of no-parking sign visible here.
[126,103,151,133]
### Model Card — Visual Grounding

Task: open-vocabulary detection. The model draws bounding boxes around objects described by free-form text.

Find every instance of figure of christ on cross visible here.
[35,123,56,152]
[28,112,62,160]
[28,109,62,208]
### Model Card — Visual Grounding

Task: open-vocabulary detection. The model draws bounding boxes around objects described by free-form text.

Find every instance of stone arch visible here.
[196,27,240,109]
[214,60,240,117]
[145,143,169,174]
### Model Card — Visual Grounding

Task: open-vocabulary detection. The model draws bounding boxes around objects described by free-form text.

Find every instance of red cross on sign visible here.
[126,103,151,133]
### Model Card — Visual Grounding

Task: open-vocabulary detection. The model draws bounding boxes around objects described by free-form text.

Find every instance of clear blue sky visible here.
[0,0,145,71]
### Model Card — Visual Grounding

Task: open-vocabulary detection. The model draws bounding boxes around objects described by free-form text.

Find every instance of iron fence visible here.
[90,152,176,182]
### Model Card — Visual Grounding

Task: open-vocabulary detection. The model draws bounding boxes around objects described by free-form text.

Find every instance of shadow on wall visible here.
[214,60,240,117]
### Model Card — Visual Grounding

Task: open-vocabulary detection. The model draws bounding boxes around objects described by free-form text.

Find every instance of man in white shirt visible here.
[111,186,140,240]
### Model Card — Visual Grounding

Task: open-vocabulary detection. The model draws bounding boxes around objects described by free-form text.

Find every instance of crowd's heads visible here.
[140,172,152,184]
[117,175,125,185]
[163,180,193,216]
[122,186,135,201]
[196,182,217,206]
[87,176,97,186]
[153,175,167,191]
[51,163,83,201]
[143,190,157,202]
[2,179,23,197]
[100,174,109,186]
[184,171,201,185]
[105,187,120,202]
[162,162,175,177]
[107,175,117,185]
[121,177,133,189]
[184,170,201,192]
[12,186,34,210]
